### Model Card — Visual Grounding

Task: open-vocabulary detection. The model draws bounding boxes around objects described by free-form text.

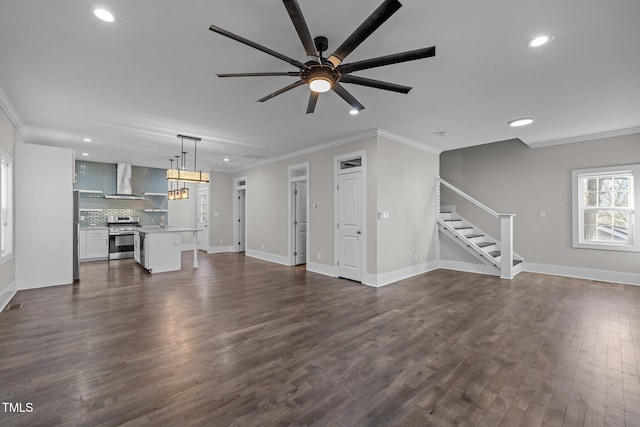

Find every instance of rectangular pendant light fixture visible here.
[166,169,210,183]
[167,134,210,184]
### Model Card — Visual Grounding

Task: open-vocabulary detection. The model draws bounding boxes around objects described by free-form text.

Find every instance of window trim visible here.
[0,147,13,265]
[572,164,638,252]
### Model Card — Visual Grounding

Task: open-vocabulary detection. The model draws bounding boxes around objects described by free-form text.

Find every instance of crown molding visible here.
[377,128,442,155]
[0,83,32,143]
[229,129,380,172]
[525,126,640,149]
[229,128,441,173]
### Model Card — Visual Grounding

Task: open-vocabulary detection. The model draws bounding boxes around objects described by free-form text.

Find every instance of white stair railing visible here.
[436,176,516,279]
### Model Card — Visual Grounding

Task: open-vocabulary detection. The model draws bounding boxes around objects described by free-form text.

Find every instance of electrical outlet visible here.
[261,243,265,249]
[414,253,418,261]
[317,252,322,260]
[219,238,223,243]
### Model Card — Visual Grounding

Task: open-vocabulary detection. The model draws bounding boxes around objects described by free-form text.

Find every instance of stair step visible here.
[477,242,495,248]
[454,226,473,230]
[444,219,461,222]
[513,259,523,266]
[489,250,501,258]
[466,234,484,239]
[440,211,452,214]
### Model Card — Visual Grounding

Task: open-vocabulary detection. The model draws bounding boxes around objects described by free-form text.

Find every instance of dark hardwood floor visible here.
[1,253,640,426]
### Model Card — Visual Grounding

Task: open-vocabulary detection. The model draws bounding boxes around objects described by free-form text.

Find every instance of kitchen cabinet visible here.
[135,229,181,273]
[78,230,87,259]
[79,228,108,260]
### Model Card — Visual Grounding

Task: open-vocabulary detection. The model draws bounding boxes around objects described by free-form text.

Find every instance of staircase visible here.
[436,177,523,279]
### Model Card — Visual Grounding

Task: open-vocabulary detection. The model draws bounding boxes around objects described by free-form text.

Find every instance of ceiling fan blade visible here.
[306,91,319,114]
[257,80,306,103]
[209,25,305,69]
[217,72,300,77]
[283,0,320,63]
[332,83,365,112]
[326,0,402,68]
[340,75,411,94]
[338,46,436,74]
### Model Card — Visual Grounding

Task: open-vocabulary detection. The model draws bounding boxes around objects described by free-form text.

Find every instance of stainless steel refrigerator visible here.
[73,190,80,281]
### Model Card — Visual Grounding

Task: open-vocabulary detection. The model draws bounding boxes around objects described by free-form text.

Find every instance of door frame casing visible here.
[233,176,247,253]
[196,185,209,252]
[334,151,367,282]
[288,162,310,267]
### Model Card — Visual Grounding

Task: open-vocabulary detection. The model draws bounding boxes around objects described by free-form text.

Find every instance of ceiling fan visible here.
[209,0,436,114]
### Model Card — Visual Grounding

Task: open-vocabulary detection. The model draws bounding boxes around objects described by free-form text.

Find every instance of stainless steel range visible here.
[107,215,141,260]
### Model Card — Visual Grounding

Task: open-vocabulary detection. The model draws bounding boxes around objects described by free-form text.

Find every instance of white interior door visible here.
[237,189,246,252]
[337,171,362,281]
[294,181,307,265]
[197,187,208,251]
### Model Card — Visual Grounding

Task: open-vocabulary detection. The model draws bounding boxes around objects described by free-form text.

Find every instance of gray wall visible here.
[440,134,640,275]
[377,136,439,273]
[234,133,440,278]
[209,171,233,250]
[234,136,379,273]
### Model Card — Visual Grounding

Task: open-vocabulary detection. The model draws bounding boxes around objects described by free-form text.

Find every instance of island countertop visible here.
[137,226,202,234]
[134,227,203,272]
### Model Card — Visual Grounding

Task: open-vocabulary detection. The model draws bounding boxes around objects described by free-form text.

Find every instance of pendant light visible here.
[167,158,176,200]
[179,151,189,200]
[166,134,210,183]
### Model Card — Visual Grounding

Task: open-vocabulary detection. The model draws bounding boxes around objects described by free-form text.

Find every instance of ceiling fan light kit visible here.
[209,0,436,114]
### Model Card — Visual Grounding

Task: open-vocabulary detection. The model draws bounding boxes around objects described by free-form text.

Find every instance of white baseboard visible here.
[245,249,290,266]
[438,259,498,277]
[0,280,17,311]
[306,262,337,277]
[363,261,439,287]
[207,245,234,254]
[524,262,640,286]
[17,280,71,291]
[181,244,196,251]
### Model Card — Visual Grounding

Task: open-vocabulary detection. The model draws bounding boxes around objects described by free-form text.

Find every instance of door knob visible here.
[356,230,362,235]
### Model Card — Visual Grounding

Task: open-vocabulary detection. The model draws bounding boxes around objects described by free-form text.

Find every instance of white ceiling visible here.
[1,0,639,171]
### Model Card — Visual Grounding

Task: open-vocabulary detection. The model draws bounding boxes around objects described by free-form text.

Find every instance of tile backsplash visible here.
[76,160,168,227]
[79,208,167,227]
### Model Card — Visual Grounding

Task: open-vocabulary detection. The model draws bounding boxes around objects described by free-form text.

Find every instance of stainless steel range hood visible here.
[104,163,144,200]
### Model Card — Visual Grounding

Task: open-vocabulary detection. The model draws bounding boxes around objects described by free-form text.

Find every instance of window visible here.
[573,164,638,252]
[0,149,12,264]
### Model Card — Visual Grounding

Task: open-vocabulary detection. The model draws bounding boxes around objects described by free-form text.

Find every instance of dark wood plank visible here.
[1,253,640,426]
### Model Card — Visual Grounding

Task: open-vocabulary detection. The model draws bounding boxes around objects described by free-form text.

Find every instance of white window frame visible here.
[572,164,638,252]
[0,148,13,265]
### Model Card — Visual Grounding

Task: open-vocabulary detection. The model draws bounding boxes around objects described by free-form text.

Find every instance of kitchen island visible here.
[134,227,201,273]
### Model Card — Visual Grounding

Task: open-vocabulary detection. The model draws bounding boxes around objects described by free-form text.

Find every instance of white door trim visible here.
[334,150,367,282]
[196,185,209,252]
[288,162,309,267]
[233,176,247,253]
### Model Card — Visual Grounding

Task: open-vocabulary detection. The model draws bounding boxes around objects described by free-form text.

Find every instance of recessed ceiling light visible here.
[349,109,359,115]
[81,152,90,156]
[83,138,92,142]
[93,8,115,23]
[527,34,553,48]
[223,158,230,162]
[508,118,534,127]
